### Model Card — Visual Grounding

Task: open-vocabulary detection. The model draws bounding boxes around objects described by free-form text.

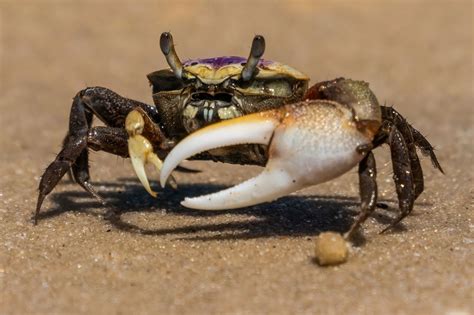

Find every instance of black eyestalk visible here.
[160,32,184,79]
[241,35,266,82]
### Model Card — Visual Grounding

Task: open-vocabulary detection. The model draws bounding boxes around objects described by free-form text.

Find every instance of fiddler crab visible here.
[36,32,443,238]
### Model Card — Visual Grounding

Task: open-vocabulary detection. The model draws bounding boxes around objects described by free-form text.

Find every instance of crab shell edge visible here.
[182,56,309,84]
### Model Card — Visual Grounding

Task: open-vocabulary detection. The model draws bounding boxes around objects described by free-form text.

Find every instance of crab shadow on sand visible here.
[36,177,423,246]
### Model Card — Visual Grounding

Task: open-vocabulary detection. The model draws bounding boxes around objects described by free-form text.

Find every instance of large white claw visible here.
[161,101,373,210]
[159,113,279,188]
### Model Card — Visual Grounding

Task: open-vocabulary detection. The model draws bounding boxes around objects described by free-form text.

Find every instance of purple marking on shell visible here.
[183,56,274,69]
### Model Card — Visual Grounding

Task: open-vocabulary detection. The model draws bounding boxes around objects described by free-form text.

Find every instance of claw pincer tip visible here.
[126,110,176,197]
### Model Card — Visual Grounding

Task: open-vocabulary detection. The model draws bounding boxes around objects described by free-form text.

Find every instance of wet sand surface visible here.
[0,1,472,314]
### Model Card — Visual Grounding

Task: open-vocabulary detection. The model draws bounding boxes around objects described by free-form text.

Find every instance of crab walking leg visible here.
[161,101,376,210]
[344,151,378,238]
[126,110,176,197]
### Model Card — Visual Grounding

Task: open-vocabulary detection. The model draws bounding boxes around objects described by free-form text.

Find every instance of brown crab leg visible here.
[35,87,161,223]
[370,116,441,233]
[36,127,131,223]
[381,106,423,199]
[69,127,131,201]
[36,93,91,223]
[87,127,129,157]
[410,127,444,173]
[381,126,415,233]
[64,100,101,200]
[381,105,444,202]
[71,145,105,203]
[381,106,443,174]
[345,151,378,238]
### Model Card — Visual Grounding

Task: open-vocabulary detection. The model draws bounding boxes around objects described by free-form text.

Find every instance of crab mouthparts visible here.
[182,93,243,132]
[197,100,223,123]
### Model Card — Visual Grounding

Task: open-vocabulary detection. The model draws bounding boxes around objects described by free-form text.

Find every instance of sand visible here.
[0,1,472,314]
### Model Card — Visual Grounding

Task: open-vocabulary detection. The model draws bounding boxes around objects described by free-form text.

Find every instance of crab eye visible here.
[185,76,202,88]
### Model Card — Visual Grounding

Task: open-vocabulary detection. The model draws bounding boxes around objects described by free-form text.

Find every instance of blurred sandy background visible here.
[0,1,472,314]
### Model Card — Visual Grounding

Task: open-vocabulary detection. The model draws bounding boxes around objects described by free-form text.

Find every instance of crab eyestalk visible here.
[126,110,176,197]
[241,35,265,82]
[160,32,184,79]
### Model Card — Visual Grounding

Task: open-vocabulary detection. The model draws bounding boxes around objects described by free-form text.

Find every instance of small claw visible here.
[126,110,176,197]
[161,101,375,210]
